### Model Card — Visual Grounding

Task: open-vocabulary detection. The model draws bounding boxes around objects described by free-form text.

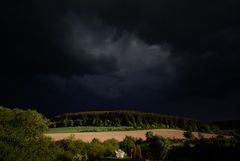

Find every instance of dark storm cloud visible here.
[63,0,240,99]
[1,1,118,78]
[64,18,175,99]
[1,0,240,120]
[65,0,239,50]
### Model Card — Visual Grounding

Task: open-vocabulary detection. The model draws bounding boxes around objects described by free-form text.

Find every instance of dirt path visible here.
[45,129,217,142]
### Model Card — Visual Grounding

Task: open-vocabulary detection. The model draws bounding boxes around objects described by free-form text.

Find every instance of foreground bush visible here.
[0,106,59,161]
[103,139,120,157]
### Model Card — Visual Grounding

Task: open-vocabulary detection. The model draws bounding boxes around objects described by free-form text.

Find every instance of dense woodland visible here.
[50,111,218,133]
[1,106,240,161]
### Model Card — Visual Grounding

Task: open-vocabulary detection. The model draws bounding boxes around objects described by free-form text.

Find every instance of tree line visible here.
[50,111,218,133]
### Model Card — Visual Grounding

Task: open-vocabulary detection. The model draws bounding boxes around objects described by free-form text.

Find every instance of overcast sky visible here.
[1,0,240,120]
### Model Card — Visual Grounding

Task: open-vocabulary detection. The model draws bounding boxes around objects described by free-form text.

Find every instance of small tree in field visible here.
[120,136,137,156]
[184,130,194,139]
[144,132,170,161]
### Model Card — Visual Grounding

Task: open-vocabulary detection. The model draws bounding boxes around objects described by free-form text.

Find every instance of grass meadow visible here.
[47,126,135,133]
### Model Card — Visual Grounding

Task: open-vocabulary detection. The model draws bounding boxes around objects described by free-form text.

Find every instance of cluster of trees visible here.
[168,135,240,161]
[50,111,218,132]
[55,137,121,161]
[0,106,55,161]
[120,131,240,161]
[119,131,240,161]
[212,120,240,136]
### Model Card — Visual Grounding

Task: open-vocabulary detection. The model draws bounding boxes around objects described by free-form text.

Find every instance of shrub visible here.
[184,130,194,139]
[120,136,137,156]
[103,139,120,157]
[0,107,58,161]
[88,142,105,161]
[56,136,88,155]
[143,132,170,161]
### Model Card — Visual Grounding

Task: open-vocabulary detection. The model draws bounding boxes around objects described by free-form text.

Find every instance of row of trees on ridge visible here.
[50,111,218,132]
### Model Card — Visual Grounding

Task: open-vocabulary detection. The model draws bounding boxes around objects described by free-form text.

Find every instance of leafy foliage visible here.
[144,132,170,161]
[0,106,57,161]
[183,130,194,139]
[120,136,137,156]
[103,139,120,157]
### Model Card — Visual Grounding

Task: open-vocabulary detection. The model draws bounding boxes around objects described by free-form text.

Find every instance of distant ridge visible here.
[50,110,218,133]
[52,110,202,121]
[212,120,240,130]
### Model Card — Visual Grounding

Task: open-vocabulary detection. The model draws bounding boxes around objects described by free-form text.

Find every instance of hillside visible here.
[50,111,218,133]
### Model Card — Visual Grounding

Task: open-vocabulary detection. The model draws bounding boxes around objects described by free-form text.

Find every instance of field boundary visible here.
[46,129,217,142]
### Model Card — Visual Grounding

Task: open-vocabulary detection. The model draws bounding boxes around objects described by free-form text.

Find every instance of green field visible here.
[47,126,135,133]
